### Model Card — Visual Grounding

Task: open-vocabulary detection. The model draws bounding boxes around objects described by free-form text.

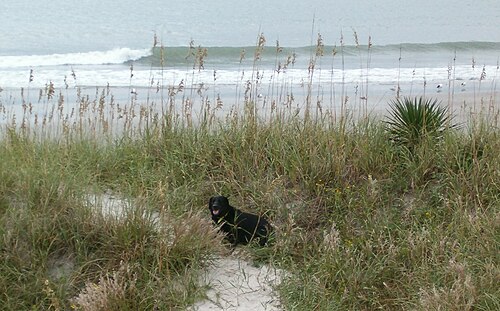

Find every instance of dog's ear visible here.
[220,196,231,208]
[208,196,215,208]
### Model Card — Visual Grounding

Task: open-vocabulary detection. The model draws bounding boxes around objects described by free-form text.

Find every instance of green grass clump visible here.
[0,132,218,310]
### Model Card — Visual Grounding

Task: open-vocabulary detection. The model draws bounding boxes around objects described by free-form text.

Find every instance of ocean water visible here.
[1,0,499,117]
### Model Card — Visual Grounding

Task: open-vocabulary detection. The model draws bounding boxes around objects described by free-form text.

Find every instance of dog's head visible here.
[208,195,231,218]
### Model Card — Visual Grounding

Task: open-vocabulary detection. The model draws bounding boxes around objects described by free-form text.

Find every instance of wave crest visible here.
[0,48,152,68]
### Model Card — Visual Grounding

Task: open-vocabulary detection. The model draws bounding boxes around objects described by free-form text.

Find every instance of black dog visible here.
[208,195,272,246]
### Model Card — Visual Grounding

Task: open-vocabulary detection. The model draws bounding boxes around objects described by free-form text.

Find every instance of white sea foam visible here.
[0,64,494,90]
[0,48,152,68]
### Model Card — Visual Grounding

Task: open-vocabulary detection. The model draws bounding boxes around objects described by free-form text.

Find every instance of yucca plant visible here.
[385,96,456,149]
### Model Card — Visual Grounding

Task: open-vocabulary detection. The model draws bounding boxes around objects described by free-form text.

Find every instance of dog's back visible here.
[233,209,271,246]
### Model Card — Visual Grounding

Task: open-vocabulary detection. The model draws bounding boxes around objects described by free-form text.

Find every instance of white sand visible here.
[189,256,283,311]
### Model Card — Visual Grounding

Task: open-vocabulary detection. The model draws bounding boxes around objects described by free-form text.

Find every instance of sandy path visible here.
[189,256,282,311]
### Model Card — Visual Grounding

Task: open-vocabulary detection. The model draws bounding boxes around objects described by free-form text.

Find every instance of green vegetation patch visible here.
[1,107,499,310]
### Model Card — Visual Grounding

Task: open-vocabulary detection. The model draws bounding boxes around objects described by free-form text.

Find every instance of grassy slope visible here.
[0,113,499,310]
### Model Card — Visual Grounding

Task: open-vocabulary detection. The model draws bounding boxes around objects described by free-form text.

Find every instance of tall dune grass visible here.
[0,32,499,310]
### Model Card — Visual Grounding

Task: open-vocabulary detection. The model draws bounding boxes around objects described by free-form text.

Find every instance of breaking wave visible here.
[0,48,152,68]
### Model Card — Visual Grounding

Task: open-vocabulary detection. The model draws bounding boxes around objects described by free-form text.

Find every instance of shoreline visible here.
[1,81,498,135]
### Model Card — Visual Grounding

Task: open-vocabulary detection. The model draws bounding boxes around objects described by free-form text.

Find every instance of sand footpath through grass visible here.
[189,256,282,311]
